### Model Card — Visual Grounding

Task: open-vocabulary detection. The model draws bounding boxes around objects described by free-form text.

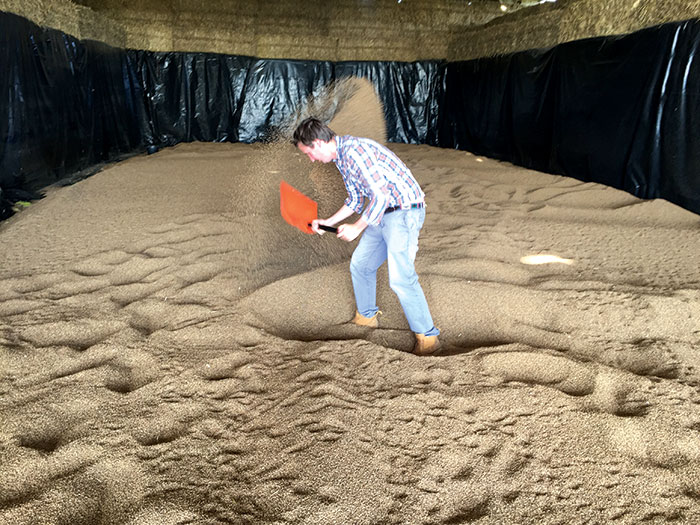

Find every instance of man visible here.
[292,117,441,356]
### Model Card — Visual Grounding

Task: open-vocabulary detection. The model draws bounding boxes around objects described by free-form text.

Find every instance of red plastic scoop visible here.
[279,180,337,234]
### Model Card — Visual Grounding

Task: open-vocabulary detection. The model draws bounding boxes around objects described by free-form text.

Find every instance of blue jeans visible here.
[350,208,439,336]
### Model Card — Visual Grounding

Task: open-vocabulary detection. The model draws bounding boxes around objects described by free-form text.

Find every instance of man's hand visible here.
[337,218,367,242]
[311,218,333,235]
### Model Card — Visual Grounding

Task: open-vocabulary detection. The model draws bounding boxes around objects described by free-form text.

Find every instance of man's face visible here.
[298,139,334,163]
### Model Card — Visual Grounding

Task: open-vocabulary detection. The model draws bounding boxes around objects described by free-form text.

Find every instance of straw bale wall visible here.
[0,0,80,37]
[69,0,505,61]
[449,0,700,60]
[1,0,699,61]
[0,0,125,45]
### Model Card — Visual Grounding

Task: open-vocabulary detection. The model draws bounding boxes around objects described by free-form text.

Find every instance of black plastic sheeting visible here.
[0,8,441,220]
[440,19,700,214]
[135,55,442,147]
[0,12,145,218]
[1,10,699,220]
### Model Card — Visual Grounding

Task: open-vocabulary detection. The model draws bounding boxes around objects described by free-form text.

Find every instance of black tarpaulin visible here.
[0,12,144,194]
[439,19,700,214]
[334,60,444,145]
[0,11,441,204]
[135,55,441,146]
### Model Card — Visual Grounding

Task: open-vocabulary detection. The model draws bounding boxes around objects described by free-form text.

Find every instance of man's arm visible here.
[337,215,368,242]
[314,205,367,242]
[312,204,356,235]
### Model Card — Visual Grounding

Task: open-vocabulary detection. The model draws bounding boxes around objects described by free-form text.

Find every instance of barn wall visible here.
[2,0,697,61]
[0,0,125,46]
[449,0,700,60]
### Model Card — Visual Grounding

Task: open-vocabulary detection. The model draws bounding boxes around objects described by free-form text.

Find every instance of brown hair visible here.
[293,117,336,146]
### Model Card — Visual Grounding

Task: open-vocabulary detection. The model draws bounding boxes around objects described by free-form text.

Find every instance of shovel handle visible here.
[312,223,338,234]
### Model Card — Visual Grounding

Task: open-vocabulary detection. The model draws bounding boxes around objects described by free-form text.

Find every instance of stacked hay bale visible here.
[0,0,697,65]
[0,0,501,61]
[0,0,125,46]
[448,0,700,60]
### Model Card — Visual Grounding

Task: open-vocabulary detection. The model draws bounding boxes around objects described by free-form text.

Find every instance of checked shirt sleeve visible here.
[342,176,366,215]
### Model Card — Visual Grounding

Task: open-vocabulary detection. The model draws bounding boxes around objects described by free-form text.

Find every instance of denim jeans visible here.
[349,208,439,336]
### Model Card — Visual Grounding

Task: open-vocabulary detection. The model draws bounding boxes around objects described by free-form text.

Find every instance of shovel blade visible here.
[280,180,317,234]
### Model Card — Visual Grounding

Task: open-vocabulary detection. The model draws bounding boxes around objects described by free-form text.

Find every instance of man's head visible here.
[293,118,337,163]
[293,117,336,146]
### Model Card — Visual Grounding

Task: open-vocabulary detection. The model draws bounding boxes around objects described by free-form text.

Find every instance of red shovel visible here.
[279,181,338,234]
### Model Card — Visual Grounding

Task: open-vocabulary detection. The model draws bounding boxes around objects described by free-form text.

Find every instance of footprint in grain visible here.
[103,349,160,393]
[106,256,169,286]
[0,457,163,525]
[480,351,649,416]
[480,351,596,396]
[414,441,533,523]
[83,459,151,523]
[584,371,650,416]
[610,419,700,500]
[199,352,255,381]
[0,441,103,506]
[10,402,97,455]
[199,352,267,399]
[124,298,216,336]
[46,276,110,299]
[0,298,45,316]
[131,405,203,446]
[607,340,682,379]
[19,319,128,350]
[71,250,132,276]
[5,273,65,294]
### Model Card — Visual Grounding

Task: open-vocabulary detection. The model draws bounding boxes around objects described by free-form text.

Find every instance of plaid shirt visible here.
[333,135,425,226]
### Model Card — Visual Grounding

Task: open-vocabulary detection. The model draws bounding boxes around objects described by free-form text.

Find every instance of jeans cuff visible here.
[359,307,380,318]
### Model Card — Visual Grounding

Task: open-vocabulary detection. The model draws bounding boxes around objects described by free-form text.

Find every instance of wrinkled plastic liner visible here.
[439,19,700,215]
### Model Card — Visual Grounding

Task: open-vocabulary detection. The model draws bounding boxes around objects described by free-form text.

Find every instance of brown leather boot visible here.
[413,333,442,356]
[352,310,381,328]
